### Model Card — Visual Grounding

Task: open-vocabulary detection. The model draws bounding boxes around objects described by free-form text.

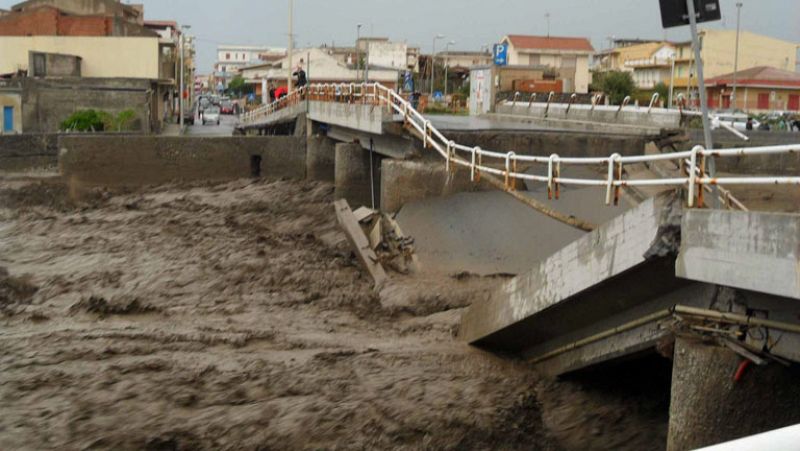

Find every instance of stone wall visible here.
[0,133,59,171]
[20,77,157,134]
[59,136,306,186]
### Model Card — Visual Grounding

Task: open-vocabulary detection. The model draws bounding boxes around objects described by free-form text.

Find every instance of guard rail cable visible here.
[241,82,800,221]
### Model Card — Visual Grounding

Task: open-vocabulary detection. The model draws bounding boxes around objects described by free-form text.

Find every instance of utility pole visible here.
[356,25,361,80]
[669,56,676,108]
[430,34,444,100]
[287,0,293,91]
[179,24,191,128]
[731,2,743,110]
[443,40,455,103]
[686,0,717,207]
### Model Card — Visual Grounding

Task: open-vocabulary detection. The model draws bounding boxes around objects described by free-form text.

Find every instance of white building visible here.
[214,45,285,85]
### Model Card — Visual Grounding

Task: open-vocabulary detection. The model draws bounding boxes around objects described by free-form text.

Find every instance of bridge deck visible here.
[460,192,800,375]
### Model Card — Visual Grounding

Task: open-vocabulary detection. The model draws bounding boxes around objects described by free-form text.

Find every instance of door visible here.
[3,106,13,132]
[789,94,800,111]
[722,95,731,110]
[757,93,770,110]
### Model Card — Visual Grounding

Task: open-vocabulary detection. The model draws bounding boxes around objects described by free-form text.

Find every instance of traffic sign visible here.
[493,43,508,66]
[659,0,721,28]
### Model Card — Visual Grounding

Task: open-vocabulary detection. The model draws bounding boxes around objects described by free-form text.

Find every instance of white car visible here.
[202,107,220,126]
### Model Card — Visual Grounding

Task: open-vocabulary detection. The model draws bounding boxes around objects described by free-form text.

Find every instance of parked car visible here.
[203,106,220,125]
[220,101,234,115]
[179,103,195,125]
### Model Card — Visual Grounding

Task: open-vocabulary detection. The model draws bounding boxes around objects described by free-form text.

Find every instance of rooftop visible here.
[706,66,800,88]
[505,34,594,52]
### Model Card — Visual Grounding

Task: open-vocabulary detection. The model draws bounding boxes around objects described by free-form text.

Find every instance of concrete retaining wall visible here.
[0,133,60,171]
[445,130,649,160]
[688,130,800,175]
[59,136,305,186]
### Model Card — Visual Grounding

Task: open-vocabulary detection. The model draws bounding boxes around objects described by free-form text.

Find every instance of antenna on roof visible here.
[545,12,551,38]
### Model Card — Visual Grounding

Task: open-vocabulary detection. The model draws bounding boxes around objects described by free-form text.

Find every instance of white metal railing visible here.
[241,82,800,209]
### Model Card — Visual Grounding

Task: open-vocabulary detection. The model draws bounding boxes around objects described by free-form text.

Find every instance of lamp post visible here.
[430,34,445,100]
[443,40,456,102]
[731,2,743,111]
[179,24,191,128]
[287,0,294,91]
[356,24,362,81]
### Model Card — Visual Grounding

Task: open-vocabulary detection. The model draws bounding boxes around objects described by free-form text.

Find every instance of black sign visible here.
[659,0,721,28]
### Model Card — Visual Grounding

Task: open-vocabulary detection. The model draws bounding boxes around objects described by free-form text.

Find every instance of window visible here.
[226,53,230,60]
[32,53,46,77]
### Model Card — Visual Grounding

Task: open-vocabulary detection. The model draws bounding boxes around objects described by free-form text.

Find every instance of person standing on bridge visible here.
[293,59,307,89]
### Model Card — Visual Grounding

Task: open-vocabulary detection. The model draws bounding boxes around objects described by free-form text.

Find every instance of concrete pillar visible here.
[306,135,336,182]
[335,142,375,209]
[667,337,800,451]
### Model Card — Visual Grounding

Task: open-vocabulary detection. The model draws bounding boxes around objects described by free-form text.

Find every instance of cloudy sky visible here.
[2,0,798,73]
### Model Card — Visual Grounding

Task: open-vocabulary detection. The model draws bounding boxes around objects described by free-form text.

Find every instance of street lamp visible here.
[287,0,294,91]
[179,24,191,128]
[443,40,456,102]
[356,24,363,80]
[430,34,445,99]
[731,2,743,111]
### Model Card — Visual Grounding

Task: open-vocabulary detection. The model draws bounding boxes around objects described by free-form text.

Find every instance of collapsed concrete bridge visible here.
[5,81,800,451]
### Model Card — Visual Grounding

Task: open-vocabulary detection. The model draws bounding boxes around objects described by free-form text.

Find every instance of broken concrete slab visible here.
[460,191,683,350]
[676,209,800,300]
[334,199,387,289]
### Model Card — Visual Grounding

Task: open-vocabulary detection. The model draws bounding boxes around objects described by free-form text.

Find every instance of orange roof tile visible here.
[506,35,594,52]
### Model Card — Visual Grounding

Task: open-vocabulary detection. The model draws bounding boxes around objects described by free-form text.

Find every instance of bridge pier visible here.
[335,142,380,209]
[306,134,336,182]
[667,337,800,450]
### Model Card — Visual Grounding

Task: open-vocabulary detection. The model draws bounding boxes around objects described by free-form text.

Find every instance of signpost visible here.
[493,43,508,67]
[660,0,720,207]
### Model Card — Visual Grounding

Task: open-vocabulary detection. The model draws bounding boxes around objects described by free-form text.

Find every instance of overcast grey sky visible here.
[2,0,798,73]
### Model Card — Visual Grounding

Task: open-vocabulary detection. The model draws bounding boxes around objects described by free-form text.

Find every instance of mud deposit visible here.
[1,175,667,450]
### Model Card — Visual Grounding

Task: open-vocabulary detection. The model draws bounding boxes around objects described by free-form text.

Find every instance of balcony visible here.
[624,57,673,68]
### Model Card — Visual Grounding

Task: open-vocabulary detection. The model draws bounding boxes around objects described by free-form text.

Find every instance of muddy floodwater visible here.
[0,174,668,450]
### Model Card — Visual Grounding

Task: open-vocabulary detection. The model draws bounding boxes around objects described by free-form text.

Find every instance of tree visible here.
[599,71,636,105]
[228,75,249,96]
[653,82,669,103]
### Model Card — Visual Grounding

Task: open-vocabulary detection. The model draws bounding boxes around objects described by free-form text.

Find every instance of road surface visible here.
[185,113,238,136]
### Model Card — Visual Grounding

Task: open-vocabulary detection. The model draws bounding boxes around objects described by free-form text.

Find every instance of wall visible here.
[29,51,82,77]
[20,77,157,133]
[0,134,58,170]
[688,129,800,175]
[0,36,159,78]
[12,0,137,20]
[0,80,23,133]
[444,130,649,160]
[368,41,408,70]
[707,86,800,113]
[703,30,797,78]
[59,136,306,186]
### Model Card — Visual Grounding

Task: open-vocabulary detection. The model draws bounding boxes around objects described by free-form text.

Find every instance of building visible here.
[214,45,286,88]
[597,41,677,89]
[10,0,143,24]
[0,0,189,132]
[705,66,800,112]
[499,34,594,93]
[671,30,798,90]
[440,51,492,72]
[238,47,400,99]
[0,5,156,37]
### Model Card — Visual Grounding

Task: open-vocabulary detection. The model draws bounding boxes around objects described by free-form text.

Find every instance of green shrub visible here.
[60,109,139,132]
[60,110,107,132]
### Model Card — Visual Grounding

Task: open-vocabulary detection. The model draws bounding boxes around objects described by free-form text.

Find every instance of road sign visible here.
[659,0,721,28]
[493,43,508,66]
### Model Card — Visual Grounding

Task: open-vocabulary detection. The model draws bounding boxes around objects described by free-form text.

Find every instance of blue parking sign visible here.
[494,43,508,66]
